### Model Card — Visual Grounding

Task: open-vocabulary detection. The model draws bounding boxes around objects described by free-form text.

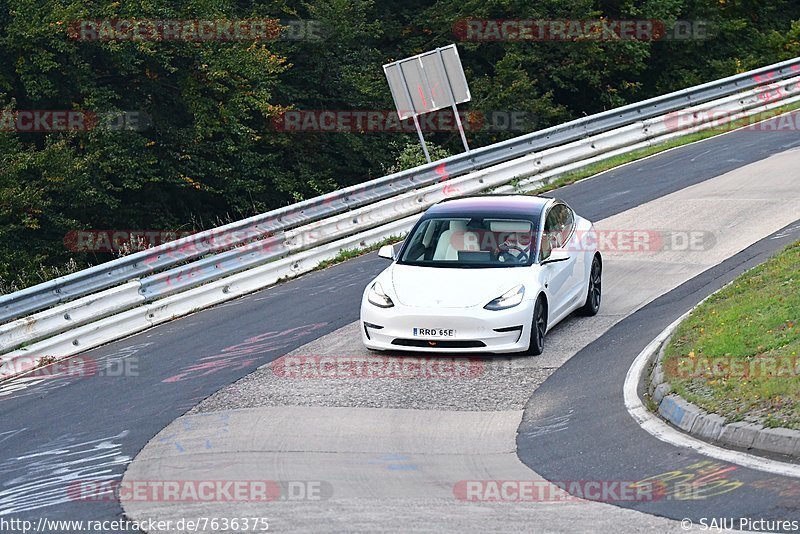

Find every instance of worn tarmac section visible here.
[121,148,800,532]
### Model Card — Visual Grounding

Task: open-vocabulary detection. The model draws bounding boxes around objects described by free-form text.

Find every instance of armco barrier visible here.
[117,73,800,304]
[503,74,800,193]
[0,281,144,356]
[1,57,799,325]
[1,61,799,379]
[0,216,416,376]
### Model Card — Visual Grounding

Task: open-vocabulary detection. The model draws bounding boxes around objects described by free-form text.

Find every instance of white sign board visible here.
[383,44,471,120]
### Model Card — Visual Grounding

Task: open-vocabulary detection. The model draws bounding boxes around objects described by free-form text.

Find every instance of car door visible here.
[539,203,580,322]
[558,204,587,307]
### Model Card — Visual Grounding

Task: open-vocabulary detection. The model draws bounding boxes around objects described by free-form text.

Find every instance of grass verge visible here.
[661,240,800,429]
[313,235,406,271]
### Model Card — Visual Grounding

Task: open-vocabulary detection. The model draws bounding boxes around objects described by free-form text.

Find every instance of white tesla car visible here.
[360,195,601,355]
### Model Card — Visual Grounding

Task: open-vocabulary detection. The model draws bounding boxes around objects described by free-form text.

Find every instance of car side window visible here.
[540,204,574,261]
[560,205,575,238]
[540,208,557,261]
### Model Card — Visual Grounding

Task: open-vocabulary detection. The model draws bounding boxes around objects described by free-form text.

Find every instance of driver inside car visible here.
[497,230,533,263]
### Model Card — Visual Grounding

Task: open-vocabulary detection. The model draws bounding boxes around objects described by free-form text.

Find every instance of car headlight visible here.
[367,282,394,308]
[484,284,525,310]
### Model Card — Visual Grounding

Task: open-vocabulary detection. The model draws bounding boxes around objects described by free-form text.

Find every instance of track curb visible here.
[646,325,800,460]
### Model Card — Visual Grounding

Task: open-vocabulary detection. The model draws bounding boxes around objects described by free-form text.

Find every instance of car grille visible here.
[390,339,486,348]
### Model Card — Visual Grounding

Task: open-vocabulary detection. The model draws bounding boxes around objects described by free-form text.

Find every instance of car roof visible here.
[424,194,553,219]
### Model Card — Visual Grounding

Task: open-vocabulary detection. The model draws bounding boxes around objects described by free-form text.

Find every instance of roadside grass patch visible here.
[313,235,405,271]
[662,240,800,429]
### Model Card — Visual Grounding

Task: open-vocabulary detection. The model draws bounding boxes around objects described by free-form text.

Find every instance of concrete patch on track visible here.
[190,321,571,412]
[122,149,800,532]
[124,404,695,532]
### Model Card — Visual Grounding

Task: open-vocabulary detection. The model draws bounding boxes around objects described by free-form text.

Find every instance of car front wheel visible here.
[578,255,602,316]
[525,296,547,356]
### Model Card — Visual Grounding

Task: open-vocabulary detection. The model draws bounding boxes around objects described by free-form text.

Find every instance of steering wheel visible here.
[498,244,529,264]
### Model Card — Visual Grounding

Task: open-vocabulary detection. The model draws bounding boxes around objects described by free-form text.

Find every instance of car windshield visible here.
[398,216,538,268]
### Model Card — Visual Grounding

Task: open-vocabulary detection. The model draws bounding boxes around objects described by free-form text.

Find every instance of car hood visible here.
[390,263,529,308]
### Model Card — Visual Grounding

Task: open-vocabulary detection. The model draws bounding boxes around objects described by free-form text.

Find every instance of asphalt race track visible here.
[0,117,799,532]
[119,144,800,531]
[517,218,800,528]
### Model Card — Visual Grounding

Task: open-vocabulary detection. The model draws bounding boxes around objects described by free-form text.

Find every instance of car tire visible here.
[578,255,602,316]
[525,296,547,356]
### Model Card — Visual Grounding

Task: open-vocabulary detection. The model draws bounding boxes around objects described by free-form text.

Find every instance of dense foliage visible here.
[1,0,798,290]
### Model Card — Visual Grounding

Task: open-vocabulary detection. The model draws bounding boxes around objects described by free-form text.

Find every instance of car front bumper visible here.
[360,299,535,354]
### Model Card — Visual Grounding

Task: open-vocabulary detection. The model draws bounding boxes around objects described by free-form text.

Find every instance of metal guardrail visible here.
[0,216,418,379]
[1,65,799,375]
[2,57,799,325]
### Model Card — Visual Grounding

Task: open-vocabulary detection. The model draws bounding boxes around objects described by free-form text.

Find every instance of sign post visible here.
[383,44,472,163]
[398,72,431,163]
[436,47,470,154]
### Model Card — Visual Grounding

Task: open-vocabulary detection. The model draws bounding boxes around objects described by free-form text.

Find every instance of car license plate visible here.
[413,328,456,337]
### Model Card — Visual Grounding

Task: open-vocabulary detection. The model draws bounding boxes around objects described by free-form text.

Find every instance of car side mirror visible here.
[378,244,395,260]
[541,249,569,265]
